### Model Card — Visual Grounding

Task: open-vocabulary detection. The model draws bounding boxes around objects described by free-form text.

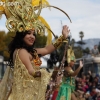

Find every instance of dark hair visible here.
[64,60,68,67]
[8,30,36,67]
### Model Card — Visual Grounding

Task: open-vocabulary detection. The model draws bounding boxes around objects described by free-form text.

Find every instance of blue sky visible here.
[0,0,100,41]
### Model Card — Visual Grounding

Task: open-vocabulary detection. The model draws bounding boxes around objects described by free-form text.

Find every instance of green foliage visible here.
[0,31,6,54]
[83,47,90,54]
[4,31,15,46]
[4,31,15,60]
[79,31,84,41]
[74,46,83,58]
[34,34,47,48]
[0,31,15,60]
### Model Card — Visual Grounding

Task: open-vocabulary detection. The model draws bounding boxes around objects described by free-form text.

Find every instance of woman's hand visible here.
[34,71,41,78]
[79,60,83,68]
[62,25,70,39]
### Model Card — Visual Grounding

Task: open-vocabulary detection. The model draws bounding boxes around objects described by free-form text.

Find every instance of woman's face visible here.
[70,60,75,67]
[23,30,36,46]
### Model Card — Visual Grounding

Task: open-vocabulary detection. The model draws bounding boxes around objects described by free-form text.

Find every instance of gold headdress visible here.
[67,45,76,63]
[0,0,72,44]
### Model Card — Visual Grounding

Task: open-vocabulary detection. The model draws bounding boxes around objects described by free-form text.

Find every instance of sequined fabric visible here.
[8,50,51,100]
[56,76,75,100]
[52,35,67,48]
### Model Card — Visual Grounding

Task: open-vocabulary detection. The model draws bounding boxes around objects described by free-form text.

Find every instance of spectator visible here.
[91,45,99,75]
[91,45,99,56]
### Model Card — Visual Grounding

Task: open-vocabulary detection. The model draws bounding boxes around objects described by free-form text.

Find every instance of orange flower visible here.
[33,57,42,66]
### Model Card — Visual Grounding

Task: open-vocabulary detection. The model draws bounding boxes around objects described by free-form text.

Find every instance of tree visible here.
[4,31,15,60]
[34,34,47,48]
[79,31,84,41]
[0,31,6,56]
[83,47,90,55]
[74,46,83,58]
[70,38,75,47]
[78,31,85,48]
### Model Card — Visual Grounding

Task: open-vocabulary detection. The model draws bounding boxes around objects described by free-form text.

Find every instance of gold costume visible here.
[0,0,72,100]
[7,50,51,100]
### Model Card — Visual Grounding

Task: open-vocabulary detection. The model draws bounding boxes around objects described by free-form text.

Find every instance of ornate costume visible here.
[7,49,51,100]
[0,49,51,100]
[56,70,75,100]
[0,0,72,100]
[56,46,76,100]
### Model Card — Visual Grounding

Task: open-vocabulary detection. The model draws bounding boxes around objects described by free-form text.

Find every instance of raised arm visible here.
[71,61,83,76]
[36,25,70,56]
[65,61,83,77]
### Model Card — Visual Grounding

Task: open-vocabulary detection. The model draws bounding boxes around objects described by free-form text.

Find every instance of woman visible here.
[56,58,83,100]
[0,0,72,99]
[4,25,69,100]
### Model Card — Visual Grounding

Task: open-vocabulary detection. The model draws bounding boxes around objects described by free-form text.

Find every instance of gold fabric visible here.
[67,69,74,76]
[67,46,76,63]
[7,50,51,100]
[64,69,74,77]
[0,66,13,100]
[60,96,66,100]
[52,35,68,49]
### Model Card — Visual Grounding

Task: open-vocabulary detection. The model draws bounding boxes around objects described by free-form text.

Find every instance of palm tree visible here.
[79,31,84,41]
[78,31,85,49]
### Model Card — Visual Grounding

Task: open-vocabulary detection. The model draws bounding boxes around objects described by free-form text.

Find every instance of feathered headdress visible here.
[0,0,72,44]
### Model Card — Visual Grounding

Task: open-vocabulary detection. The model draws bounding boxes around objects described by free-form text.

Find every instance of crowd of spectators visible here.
[46,68,100,100]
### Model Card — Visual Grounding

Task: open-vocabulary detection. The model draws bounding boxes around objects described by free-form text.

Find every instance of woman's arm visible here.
[71,66,82,77]
[65,61,83,77]
[18,49,41,77]
[36,25,70,56]
[18,49,35,76]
